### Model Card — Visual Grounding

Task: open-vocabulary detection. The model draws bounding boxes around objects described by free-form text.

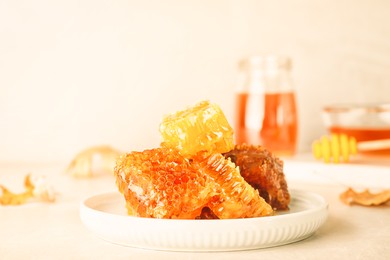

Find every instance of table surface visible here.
[0,154,389,260]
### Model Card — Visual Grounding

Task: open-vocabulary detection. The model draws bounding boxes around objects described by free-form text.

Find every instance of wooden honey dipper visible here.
[312,134,390,163]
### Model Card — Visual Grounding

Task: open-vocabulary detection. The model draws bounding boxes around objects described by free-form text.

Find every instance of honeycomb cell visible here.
[159,100,234,156]
[223,144,291,210]
[114,147,273,219]
[194,153,274,219]
[114,147,215,219]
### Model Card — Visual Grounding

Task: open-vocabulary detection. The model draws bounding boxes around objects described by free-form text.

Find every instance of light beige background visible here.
[1,0,390,163]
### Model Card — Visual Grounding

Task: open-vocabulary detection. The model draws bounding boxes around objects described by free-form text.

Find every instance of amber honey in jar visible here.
[235,55,298,156]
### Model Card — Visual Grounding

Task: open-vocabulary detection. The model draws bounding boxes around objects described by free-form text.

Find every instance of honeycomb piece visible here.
[159,100,234,156]
[223,144,291,210]
[194,153,274,219]
[114,147,273,219]
[114,147,215,219]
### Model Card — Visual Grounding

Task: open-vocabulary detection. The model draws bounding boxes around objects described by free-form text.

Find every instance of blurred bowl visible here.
[322,102,390,143]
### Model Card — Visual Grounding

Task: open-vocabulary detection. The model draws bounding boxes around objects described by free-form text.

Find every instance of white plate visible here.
[80,190,328,252]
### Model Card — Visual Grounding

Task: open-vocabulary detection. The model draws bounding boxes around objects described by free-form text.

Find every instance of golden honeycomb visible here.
[159,100,234,156]
[195,153,273,219]
[115,147,214,219]
[114,146,273,219]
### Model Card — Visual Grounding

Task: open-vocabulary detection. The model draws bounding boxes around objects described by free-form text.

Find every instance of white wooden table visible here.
[0,155,389,260]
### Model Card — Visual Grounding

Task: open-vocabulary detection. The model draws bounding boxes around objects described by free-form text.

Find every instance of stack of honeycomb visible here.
[114,100,273,219]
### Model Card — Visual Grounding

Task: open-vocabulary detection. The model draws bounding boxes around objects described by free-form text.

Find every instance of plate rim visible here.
[80,189,328,251]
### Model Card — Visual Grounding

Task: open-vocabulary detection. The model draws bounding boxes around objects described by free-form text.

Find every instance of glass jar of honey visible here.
[322,103,390,156]
[234,55,298,156]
